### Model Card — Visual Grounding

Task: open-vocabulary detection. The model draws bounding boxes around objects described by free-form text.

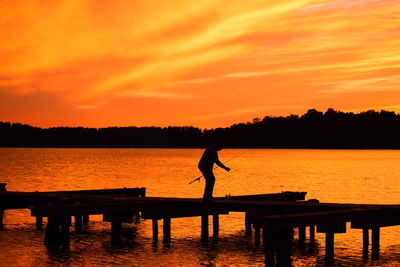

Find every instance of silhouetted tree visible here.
[1,108,400,148]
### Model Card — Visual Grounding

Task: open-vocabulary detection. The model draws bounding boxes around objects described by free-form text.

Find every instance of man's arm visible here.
[215,155,230,171]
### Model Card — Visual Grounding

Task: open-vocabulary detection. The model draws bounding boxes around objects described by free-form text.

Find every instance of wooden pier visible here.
[2,183,400,266]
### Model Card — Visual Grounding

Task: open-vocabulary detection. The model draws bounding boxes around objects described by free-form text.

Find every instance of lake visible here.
[1,148,400,266]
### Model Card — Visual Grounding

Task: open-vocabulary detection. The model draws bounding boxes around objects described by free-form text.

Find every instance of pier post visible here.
[317,222,346,266]
[0,209,3,230]
[45,216,64,251]
[0,183,6,230]
[362,228,369,259]
[309,225,315,242]
[45,217,59,249]
[263,228,276,266]
[325,232,335,266]
[371,227,380,260]
[201,214,209,239]
[152,219,159,240]
[276,229,293,267]
[74,215,83,233]
[111,218,122,244]
[298,226,306,243]
[213,214,219,237]
[83,214,89,223]
[36,216,43,230]
[254,227,261,247]
[60,217,70,250]
[245,212,252,235]
[163,217,171,243]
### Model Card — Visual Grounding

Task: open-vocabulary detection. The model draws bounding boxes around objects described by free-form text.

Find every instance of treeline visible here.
[1,108,400,148]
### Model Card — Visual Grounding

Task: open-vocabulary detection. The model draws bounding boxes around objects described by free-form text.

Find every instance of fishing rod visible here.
[188,150,247,184]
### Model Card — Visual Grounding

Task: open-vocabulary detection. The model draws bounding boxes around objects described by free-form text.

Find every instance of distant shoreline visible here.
[2,108,400,149]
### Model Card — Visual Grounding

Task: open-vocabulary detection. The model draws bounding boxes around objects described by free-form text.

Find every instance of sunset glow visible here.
[1,0,400,128]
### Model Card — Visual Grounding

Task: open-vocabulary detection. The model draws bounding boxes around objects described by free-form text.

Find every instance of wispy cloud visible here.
[76,101,107,110]
[179,71,268,84]
[318,75,400,94]
[224,71,268,78]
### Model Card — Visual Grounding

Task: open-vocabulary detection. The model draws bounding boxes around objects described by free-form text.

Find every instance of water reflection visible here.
[2,149,400,266]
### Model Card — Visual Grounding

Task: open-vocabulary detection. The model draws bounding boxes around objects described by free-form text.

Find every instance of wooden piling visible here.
[298,226,306,243]
[152,219,158,240]
[36,216,43,230]
[0,209,3,230]
[245,212,252,235]
[325,232,335,266]
[0,183,6,230]
[362,228,369,259]
[111,218,122,244]
[201,214,209,239]
[60,217,70,250]
[44,217,59,249]
[309,225,315,241]
[74,215,82,233]
[83,214,89,223]
[372,227,380,260]
[263,229,276,266]
[213,214,219,237]
[254,227,261,246]
[163,217,171,243]
[276,229,293,267]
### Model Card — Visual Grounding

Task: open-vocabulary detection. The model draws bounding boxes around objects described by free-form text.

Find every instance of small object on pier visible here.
[163,217,171,243]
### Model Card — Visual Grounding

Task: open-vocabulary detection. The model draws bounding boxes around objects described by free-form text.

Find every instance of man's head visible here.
[211,141,224,151]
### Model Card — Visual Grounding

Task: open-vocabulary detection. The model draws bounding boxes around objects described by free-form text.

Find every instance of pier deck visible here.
[2,184,400,266]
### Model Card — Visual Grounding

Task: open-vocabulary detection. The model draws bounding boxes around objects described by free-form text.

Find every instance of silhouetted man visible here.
[198,143,230,201]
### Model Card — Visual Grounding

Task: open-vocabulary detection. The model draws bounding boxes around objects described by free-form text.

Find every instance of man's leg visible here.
[203,171,215,200]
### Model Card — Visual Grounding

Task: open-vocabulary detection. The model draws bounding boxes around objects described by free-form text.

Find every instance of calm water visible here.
[1,148,400,266]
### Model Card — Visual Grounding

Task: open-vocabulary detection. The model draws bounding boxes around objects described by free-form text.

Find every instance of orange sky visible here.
[1,0,400,128]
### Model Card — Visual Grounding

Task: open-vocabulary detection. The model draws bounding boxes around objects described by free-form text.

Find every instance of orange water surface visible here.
[1,148,400,266]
